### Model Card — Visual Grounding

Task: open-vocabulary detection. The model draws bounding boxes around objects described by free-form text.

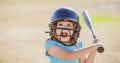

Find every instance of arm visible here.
[85,39,100,63]
[80,56,86,63]
[85,50,97,63]
[47,43,99,60]
[79,49,97,63]
[79,50,97,63]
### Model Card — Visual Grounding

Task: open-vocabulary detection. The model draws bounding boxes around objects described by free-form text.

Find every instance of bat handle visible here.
[98,47,104,53]
[94,37,104,53]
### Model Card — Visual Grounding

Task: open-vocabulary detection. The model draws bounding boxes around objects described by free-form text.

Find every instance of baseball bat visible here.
[82,11,104,53]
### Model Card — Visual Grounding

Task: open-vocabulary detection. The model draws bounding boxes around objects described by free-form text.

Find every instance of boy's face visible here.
[55,21,75,45]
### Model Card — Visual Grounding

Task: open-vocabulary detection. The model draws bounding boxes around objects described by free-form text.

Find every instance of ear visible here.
[73,23,77,28]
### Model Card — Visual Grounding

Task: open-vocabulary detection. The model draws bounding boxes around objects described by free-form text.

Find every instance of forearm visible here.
[85,50,97,63]
[68,44,97,60]
[47,43,99,60]
[80,56,86,63]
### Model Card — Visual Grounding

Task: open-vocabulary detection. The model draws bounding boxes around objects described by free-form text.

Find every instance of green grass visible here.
[80,15,120,27]
[91,15,120,23]
[80,15,120,25]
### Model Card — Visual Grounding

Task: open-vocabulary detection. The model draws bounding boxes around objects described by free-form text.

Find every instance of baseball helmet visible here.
[49,7,81,46]
[51,7,79,24]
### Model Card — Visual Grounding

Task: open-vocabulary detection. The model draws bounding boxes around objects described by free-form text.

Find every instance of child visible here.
[45,7,103,63]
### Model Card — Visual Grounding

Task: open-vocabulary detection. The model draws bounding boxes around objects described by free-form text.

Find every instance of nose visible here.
[60,29,68,32]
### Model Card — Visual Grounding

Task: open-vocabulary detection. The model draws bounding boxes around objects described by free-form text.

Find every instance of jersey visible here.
[45,39,83,63]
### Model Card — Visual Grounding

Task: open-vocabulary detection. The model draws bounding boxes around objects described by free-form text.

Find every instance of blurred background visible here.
[0,0,120,63]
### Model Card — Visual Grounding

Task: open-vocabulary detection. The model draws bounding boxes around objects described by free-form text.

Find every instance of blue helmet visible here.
[49,7,81,46]
[51,7,79,24]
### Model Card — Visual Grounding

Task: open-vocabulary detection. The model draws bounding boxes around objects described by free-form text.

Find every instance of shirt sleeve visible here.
[78,40,83,48]
[45,40,57,56]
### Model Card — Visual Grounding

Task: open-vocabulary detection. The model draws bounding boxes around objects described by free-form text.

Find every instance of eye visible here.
[67,24,71,26]
[58,23,63,26]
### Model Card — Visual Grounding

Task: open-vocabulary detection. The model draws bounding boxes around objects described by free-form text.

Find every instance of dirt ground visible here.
[0,0,120,63]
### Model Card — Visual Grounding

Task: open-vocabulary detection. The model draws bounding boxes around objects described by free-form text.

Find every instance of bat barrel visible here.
[82,11,96,38]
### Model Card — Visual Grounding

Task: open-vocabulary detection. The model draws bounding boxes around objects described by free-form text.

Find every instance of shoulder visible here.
[45,40,67,56]
[46,40,56,44]
[77,39,83,48]
[45,40,58,56]
[45,40,57,48]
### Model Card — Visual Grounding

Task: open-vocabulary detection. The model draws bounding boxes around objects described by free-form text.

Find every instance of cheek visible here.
[69,30,74,35]
[56,29,61,35]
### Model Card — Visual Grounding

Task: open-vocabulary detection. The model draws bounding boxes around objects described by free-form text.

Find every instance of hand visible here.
[93,38,100,43]
[92,38,103,47]
[93,42,104,49]
[92,39,104,53]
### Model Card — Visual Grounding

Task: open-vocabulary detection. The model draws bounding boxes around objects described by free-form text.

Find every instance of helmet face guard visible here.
[49,7,81,46]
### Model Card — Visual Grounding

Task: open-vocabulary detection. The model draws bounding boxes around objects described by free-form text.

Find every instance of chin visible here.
[60,37,70,41]
[61,40,69,42]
